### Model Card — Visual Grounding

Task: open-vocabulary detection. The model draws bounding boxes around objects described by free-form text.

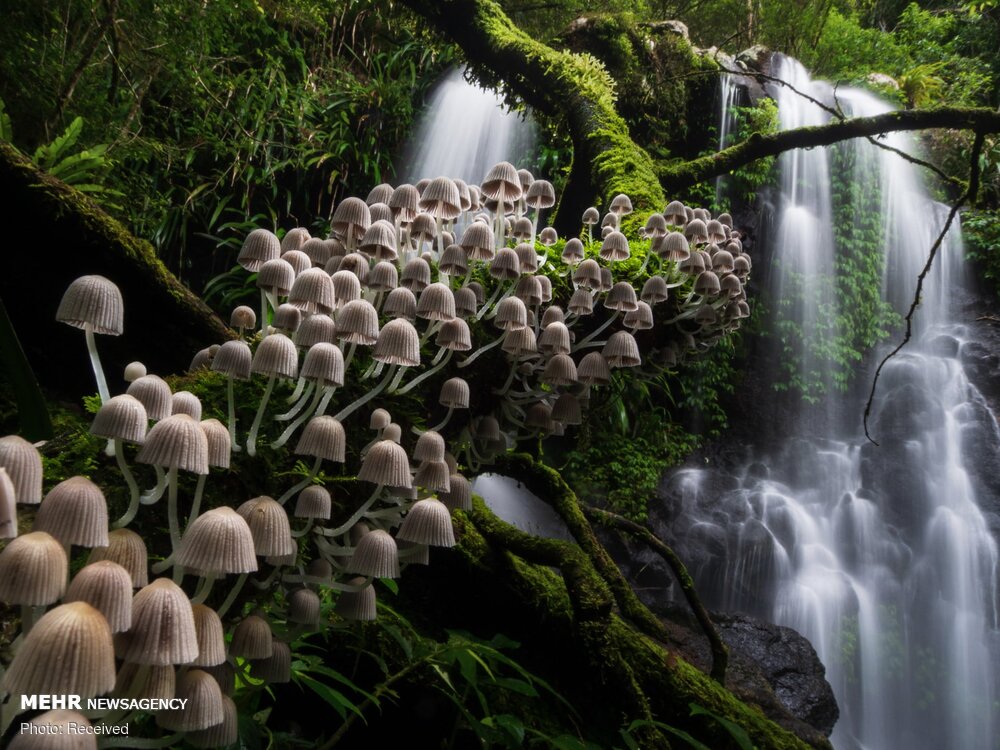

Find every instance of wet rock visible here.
[644,19,689,40]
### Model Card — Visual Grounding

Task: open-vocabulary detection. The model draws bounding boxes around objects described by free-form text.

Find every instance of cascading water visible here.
[662,56,999,750]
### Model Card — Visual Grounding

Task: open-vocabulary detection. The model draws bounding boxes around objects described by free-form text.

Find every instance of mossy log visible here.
[0,142,233,400]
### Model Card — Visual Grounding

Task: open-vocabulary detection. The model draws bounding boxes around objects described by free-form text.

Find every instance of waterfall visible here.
[398,66,536,185]
[664,56,1000,750]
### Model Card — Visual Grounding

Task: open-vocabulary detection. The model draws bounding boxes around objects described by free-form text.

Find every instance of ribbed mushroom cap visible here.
[558,238,584,267]
[358,440,412,488]
[398,498,455,547]
[295,416,346,462]
[280,227,310,254]
[460,220,496,261]
[231,615,272,659]
[511,216,533,242]
[414,461,450,492]
[733,254,751,278]
[240,497,295,557]
[157,669,224,732]
[177,507,258,576]
[436,318,472,351]
[300,342,345,388]
[514,275,543,307]
[274,304,301,332]
[541,306,566,327]
[439,474,472,511]
[474,416,501,442]
[598,268,613,292]
[413,430,445,463]
[56,275,124,335]
[712,249,736,274]
[251,332,298,379]
[502,326,537,357]
[89,395,148,445]
[641,276,670,304]
[573,258,602,289]
[367,183,395,206]
[65,561,132,632]
[602,331,641,367]
[114,661,175,700]
[678,250,706,275]
[600,230,630,262]
[655,231,690,262]
[238,228,281,272]
[490,248,521,280]
[409,212,436,245]
[737,300,751,318]
[692,207,710,222]
[201,661,235,697]
[295,485,331,519]
[383,423,403,443]
[467,281,485,304]
[694,270,722,296]
[525,402,555,431]
[453,287,478,318]
[335,578,376,621]
[136,414,209,474]
[539,322,571,355]
[3,601,115,697]
[537,275,553,304]
[350,529,399,577]
[300,237,333,267]
[332,197,371,243]
[190,346,216,372]
[482,161,523,203]
[288,267,336,315]
[525,178,556,209]
[581,206,600,225]
[370,408,391,430]
[716,211,734,229]
[336,252,369,284]
[186,693,238,749]
[389,183,421,223]
[207,342,251,384]
[373,318,420,366]
[293,315,335,348]
[383,286,417,320]
[89,528,148,587]
[578,351,612,385]
[645,213,668,238]
[35,476,108,548]
[414,287,454,326]
[439,377,470,408]
[601,212,619,230]
[171,390,202,421]
[189,604,226,668]
[695,304,718,326]
[332,300,377,347]
[684,218,708,244]
[0,434,43,504]
[720,273,743,298]
[123,578,198,665]
[552,393,582,425]
[663,200,686,225]
[568,287,594,316]
[542,354,578,386]
[359,219,398,262]
[257,258,295,296]
[539,227,558,246]
[0,468,14,538]
[401,257,432,293]
[0,531,67,604]
[9,710,98,749]
[624,300,654,330]
[419,176,462,220]
[435,245,465,278]
[331,270,362,309]
[603,282,638,313]
[706,219,727,243]
[251,639,292,683]
[509,244,537,275]
[230,305,257,331]
[364,262,396,294]
[288,588,321,625]
[282,248,312,276]
[494,296,527,331]
[609,193,634,216]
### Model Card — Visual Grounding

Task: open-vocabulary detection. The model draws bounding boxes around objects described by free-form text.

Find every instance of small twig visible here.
[863,130,985,444]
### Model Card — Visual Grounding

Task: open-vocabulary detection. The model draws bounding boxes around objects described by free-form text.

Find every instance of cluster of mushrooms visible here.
[0,160,750,747]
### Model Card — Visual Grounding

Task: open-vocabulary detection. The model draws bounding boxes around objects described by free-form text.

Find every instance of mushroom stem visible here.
[332,364,397,422]
[343,341,358,371]
[85,322,111,403]
[426,405,456,433]
[286,375,309,404]
[494,360,520,395]
[166,465,182,553]
[227,376,242,452]
[190,574,217,605]
[189,473,207,530]
[260,288,270,339]
[393,350,453,395]
[475,280,510,321]
[314,385,339,417]
[458,336,502,367]
[574,310,621,350]
[217,572,249,618]
[112,438,141,528]
[277,456,323,506]
[246,373,277,456]
[139,465,167,505]
[387,365,408,392]
[281,571,372,591]
[276,381,315,421]
[291,518,315,538]
[271,385,324,450]
[317,485,385,537]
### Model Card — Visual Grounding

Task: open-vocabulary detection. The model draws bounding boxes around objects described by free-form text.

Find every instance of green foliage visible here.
[726,97,779,202]
[964,208,1000,297]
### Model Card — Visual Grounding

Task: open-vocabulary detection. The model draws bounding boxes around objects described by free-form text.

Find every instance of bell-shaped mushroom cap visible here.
[65,561,133,633]
[538,322,571,356]
[525,402,555,432]
[694,270,721,296]
[400,258,432,293]
[436,318,472,351]
[251,332,298,379]
[370,408,392,430]
[0,468,14,538]
[189,604,227,668]
[280,227,310,254]
[474,415,502,442]
[288,588,321,625]
[389,183,421,222]
[706,219,727,243]
[482,161,523,201]
[678,250,706,275]
[684,217,709,244]
[717,211,734,229]
[601,212,619,230]
[295,313,337,348]
[409,212,436,244]
[191,347,215,372]
[695,304,718,326]
[440,377,470,408]
[581,206,600,225]
[335,299,379,346]
[199,419,232,469]
[460,220,496,261]
[541,306,566,328]
[567,288,594,318]
[350,529,399,578]
[90,395,147,444]
[609,193,634,215]
[201,660,236,697]
[602,331,641,367]
[336,252,369,284]
[413,430,446,463]
[413,459,448,491]
[177,507,258,576]
[624,300,654,330]
[300,342,345,388]
[578,351,612,385]
[453,287,478,318]
[2,601,115,698]
[136,414,209,475]
[0,434,43,504]
[542,354,578,386]
[552,393,582,425]
[251,639,292,683]
[35,476,108,548]
[114,660,175,700]
[170,390,202,421]
[230,305,257,330]
[600,230,630,262]
[238,228,281,272]
[89,528,148,588]
[282,249,313,277]
[382,423,403,443]
[0,531,67,605]
[733,253,751,276]
[369,261,400,293]
[692,207,710,222]
[511,217,532,242]
[295,485,331,520]
[494,296,528,332]
[439,474,472,511]
[126,374,172,421]
[490,248,521,281]
[358,440,412,489]
[186,693,239,748]
[645,212,668,238]
[417,283,456,322]
[373,318,420,367]
[573,258,602,290]
[605,281,639,312]
[56,275,124,335]
[663,200,687,225]
[295,416,346,463]
[359,219,398,262]
[157,668,224,732]
[300,237,333,267]
[209,341,252,384]
[525,178,556,209]
[712,248,736,274]
[641,276,670,305]
[655,231,690,262]
[332,270,362,309]
[367,183,395,206]
[512,244,537,275]
[9,710,98,749]
[381,287,417,321]
[513,275,542,307]
[288,267,336,315]
[123,578,198,665]
[398,498,455,547]
[502,326,537,357]
[419,176,462,220]
[239,497,295,557]
[558,239,584,267]
[335,578,376,621]
[539,227,559,246]
[231,615,272,659]
[332,197,372,242]
[257,258,295,297]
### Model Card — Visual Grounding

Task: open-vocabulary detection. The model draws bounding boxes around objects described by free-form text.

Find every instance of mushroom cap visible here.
[526,179,556,209]
[514,243,539,274]
[177,507,258,576]
[295,416,346,463]
[541,306,565,327]
[539,322,571,355]
[513,275,543,307]
[359,219,398,261]
[191,604,227,667]
[624,300,654,330]
[605,281,639,312]
[678,250,706,275]
[367,183,395,206]
[295,485,332,519]
[414,461,450,492]
[0,468,14,538]
[301,342,345,388]
[370,408,392,430]
[525,402,555,431]
[257,258,295,296]
[186,694,239,748]
[0,531,68,605]
[90,394,148,444]
[239,496,295,557]
[358,440,412,489]
[706,219,727,243]
[655,231,690,261]
[9,710,98,749]
[600,231,630,262]
[0,434,43,504]
[332,197,372,242]
[334,578,377,621]
[156,669,224,731]
[368,260,400,292]
[511,217,532,241]
[459,221,495,261]
[301,237,333,267]
[712,249,736,274]
[439,474,472,511]
[694,270,721,296]
[542,354,578,386]
[230,615,272,659]
[568,287,594,316]
[602,331,641,367]
[409,212,436,243]
[453,287,478,318]
[539,227,558,246]
[336,299,380,345]
[56,275,124,335]
[126,374,173,421]
[337,252,370,284]
[288,588,321,625]
[114,661,175,700]
[494,296,527,331]
[389,183,420,222]
[170,390,202,421]
[383,423,402,443]
[573,258,602,289]
[561,238,585,265]
[645,213,668,237]
[88,528,148,588]
[610,193,634,215]
[419,176,462,220]
[578,351,612,385]
[188,348,213,373]
[474,415,502,442]
[502,326,537,357]
[123,578,198,665]
[350,529,399,578]
[717,211,734,228]
[664,200,687,224]
[383,286,417,320]
[282,249,313,276]
[373,318,420,366]
[552,393,583,425]
[288,267,336,315]
[398,498,455,547]
[413,430,445,463]
[401,257,432,292]
[417,283,456,322]
[251,332,298,379]
[2,601,115,698]
[251,639,292,683]
[201,661,236,697]
[199,418,231,469]
[332,269,362,308]
[136,414,209,474]
[280,227,310,254]
[436,318,472,351]
[641,275,670,304]
[684,218,709,243]
[238,228,281,272]
[65,561,133,632]
[35,476,108,548]
[439,377,470,409]
[230,305,257,330]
